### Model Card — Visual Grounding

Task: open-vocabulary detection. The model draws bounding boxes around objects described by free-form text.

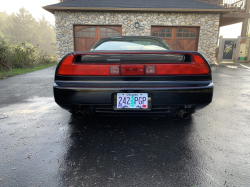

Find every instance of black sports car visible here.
[54,36,213,119]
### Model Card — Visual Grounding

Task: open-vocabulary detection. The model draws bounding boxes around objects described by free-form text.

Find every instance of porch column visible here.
[241,0,250,37]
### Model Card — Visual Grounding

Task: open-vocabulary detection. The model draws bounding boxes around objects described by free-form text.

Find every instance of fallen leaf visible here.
[126,154,134,157]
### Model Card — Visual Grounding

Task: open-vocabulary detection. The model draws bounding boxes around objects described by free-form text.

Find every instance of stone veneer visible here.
[55,11,220,62]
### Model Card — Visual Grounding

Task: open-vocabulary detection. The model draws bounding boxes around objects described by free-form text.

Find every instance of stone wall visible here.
[55,11,220,62]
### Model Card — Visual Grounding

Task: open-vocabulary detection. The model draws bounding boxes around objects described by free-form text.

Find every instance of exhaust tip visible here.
[178,110,191,119]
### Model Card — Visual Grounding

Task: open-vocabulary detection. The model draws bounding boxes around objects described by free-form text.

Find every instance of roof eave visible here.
[43,6,231,14]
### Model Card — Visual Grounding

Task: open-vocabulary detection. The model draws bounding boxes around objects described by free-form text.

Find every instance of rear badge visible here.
[121,65,144,75]
[125,68,143,71]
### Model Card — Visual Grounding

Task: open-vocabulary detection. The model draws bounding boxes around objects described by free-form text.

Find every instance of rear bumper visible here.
[53,81,213,112]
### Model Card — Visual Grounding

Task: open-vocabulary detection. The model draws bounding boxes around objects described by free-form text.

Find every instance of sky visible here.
[0,0,243,38]
[219,23,242,38]
[0,0,58,24]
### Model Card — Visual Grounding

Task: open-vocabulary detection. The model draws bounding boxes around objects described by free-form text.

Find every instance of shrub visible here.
[0,41,9,71]
[0,40,56,72]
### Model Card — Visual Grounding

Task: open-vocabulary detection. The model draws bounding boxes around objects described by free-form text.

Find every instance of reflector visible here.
[110,66,120,75]
[146,66,156,74]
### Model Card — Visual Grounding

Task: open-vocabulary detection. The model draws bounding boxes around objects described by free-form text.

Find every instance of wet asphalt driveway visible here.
[0,65,250,187]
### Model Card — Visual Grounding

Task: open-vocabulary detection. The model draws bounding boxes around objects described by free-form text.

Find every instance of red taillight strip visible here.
[72,64,120,76]
[152,64,209,75]
[57,53,209,76]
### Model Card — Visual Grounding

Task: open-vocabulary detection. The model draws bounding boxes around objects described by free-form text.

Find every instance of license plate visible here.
[117,93,148,109]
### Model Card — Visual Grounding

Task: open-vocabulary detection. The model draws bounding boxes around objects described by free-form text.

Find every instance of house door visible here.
[74,25,122,51]
[222,39,237,61]
[151,26,199,51]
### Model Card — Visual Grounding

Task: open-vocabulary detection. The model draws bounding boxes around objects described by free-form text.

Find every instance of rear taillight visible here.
[191,54,210,74]
[57,55,74,75]
[57,53,210,76]
[145,54,209,75]
[57,55,120,76]
[72,65,113,76]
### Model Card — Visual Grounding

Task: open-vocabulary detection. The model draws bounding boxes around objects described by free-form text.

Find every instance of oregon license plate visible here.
[117,93,148,109]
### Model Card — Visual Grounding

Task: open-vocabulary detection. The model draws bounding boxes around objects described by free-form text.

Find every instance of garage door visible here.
[151,26,199,51]
[74,25,122,51]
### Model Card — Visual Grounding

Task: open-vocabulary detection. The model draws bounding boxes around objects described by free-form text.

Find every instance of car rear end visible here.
[54,50,213,118]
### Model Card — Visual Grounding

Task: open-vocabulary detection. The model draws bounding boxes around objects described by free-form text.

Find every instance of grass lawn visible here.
[0,63,56,79]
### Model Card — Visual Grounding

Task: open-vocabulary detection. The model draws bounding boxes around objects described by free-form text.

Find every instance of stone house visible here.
[43,0,230,62]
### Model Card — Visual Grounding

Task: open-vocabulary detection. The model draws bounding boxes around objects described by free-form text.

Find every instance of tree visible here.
[0,11,8,39]
[3,7,56,55]
[38,15,56,55]
[6,7,40,46]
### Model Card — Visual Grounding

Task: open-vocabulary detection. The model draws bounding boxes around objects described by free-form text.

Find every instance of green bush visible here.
[0,40,56,72]
[0,41,9,71]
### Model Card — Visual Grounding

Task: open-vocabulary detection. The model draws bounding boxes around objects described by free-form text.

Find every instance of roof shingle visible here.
[45,0,227,10]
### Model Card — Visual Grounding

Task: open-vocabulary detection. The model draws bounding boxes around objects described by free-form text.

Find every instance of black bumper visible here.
[53,81,213,113]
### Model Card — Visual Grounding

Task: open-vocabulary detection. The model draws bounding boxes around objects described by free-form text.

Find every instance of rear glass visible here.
[92,37,172,51]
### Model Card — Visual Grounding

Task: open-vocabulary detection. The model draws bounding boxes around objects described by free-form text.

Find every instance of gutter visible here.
[43,6,231,14]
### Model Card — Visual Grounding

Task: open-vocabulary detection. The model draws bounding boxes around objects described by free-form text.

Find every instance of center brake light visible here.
[57,53,210,76]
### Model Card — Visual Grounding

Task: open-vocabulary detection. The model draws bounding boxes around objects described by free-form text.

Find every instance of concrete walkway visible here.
[215,61,250,70]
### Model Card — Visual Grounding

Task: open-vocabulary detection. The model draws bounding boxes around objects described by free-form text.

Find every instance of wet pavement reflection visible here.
[1,65,250,186]
[60,116,199,187]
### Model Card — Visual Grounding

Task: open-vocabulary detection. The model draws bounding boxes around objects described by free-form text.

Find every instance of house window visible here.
[152,28,172,37]
[176,29,195,38]
[76,27,96,37]
[100,28,120,37]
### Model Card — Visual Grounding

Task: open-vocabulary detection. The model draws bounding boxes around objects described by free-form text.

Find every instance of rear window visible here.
[91,37,172,51]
